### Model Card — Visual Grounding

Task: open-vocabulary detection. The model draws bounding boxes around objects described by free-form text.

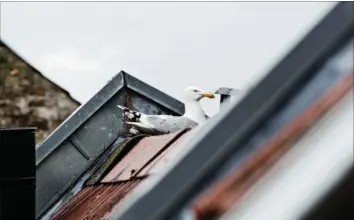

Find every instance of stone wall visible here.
[0,42,80,144]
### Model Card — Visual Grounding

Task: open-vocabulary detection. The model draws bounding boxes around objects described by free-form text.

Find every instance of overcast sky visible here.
[0,2,336,115]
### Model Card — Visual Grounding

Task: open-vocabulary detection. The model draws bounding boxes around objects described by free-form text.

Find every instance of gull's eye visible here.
[193,89,199,93]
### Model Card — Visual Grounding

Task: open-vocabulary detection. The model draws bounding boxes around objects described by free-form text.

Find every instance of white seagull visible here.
[117,86,215,135]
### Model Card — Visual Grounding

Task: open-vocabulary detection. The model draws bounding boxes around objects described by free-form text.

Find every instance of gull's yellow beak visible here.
[201,92,215,99]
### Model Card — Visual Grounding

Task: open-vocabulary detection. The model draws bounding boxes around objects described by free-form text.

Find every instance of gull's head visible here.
[184,86,215,101]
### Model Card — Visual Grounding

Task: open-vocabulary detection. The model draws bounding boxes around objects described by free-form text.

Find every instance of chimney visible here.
[0,127,36,220]
[214,87,247,107]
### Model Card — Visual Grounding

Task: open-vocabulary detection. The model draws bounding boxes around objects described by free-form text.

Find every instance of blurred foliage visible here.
[0,43,80,144]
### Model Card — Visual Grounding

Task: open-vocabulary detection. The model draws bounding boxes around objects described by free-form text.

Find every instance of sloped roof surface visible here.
[101,131,184,182]
[138,127,202,176]
[35,71,185,218]
[48,127,201,220]
[49,179,144,220]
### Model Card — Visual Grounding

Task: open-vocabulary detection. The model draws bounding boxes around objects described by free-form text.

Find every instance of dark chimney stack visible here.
[214,87,246,106]
[0,127,36,220]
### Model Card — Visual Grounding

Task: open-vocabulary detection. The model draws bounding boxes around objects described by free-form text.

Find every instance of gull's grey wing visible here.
[143,115,198,133]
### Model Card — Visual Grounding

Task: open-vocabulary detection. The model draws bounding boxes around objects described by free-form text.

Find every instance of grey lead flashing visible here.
[124,73,185,116]
[36,72,125,166]
[36,71,184,166]
[35,71,185,219]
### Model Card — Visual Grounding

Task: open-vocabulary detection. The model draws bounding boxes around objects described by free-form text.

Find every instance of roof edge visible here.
[36,71,185,166]
[123,71,184,115]
[0,127,37,131]
[0,38,81,106]
[35,72,126,165]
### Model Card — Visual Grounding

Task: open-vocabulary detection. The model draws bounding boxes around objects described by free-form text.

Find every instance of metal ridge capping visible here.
[124,73,185,115]
[36,72,125,165]
[36,71,184,166]
[35,71,185,218]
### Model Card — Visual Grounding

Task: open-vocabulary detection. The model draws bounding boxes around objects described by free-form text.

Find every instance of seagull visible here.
[117,86,215,135]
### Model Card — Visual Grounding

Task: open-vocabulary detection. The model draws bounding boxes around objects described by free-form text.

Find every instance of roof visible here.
[112,3,354,220]
[46,128,202,220]
[0,39,80,106]
[193,72,354,219]
[219,89,353,220]
[35,71,185,218]
[49,180,144,220]
[0,40,80,143]
[36,3,353,220]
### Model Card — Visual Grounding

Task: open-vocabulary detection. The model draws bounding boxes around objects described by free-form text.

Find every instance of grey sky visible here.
[0,2,336,115]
